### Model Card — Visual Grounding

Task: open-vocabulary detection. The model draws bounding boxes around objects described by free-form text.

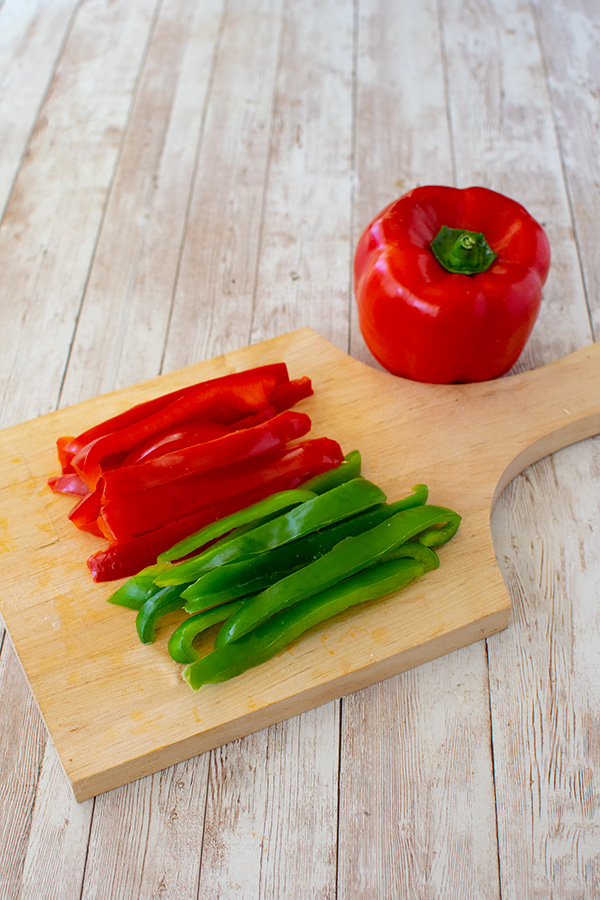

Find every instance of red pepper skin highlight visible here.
[354,185,551,384]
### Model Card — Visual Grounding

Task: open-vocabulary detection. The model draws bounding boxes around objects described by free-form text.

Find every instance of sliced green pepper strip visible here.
[216,504,460,645]
[168,599,246,663]
[183,557,424,688]
[107,562,173,610]
[182,487,429,612]
[204,479,426,566]
[155,478,387,586]
[136,585,188,644]
[200,452,364,555]
[157,488,317,563]
[385,541,439,571]
[299,450,361,493]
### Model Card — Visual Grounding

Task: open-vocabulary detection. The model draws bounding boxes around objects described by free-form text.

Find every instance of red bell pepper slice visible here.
[101,410,312,501]
[68,484,104,535]
[58,362,290,472]
[120,406,278,466]
[99,437,344,542]
[87,474,321,582]
[47,473,89,495]
[72,369,288,490]
[121,421,232,466]
[269,377,313,412]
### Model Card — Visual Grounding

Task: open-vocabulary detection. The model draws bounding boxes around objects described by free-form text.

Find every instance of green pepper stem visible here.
[430,225,497,275]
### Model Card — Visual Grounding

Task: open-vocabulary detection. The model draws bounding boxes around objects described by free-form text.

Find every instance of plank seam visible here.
[529,0,596,343]
[486,637,504,900]
[159,0,230,378]
[247,0,291,346]
[194,754,213,900]
[0,0,85,228]
[55,0,166,413]
[346,0,360,358]
[436,0,457,186]
[334,696,344,900]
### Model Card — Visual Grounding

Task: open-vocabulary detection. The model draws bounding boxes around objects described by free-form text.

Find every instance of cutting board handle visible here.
[488,341,600,503]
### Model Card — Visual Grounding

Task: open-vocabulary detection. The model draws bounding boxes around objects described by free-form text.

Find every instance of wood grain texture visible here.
[0,0,79,219]
[162,0,285,370]
[438,0,600,895]
[0,0,160,427]
[59,0,224,406]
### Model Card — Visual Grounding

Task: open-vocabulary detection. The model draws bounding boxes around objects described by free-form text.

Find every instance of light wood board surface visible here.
[1,1,599,898]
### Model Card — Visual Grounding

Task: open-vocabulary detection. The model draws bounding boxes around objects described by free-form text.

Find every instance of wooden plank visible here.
[162,0,286,371]
[0,637,47,900]
[80,759,209,900]
[341,1,501,896]
[0,0,79,218]
[440,0,600,895]
[0,0,159,428]
[532,0,600,339]
[199,706,339,899]
[17,741,93,900]
[339,649,500,898]
[59,0,224,407]
[249,0,354,353]
[490,450,600,898]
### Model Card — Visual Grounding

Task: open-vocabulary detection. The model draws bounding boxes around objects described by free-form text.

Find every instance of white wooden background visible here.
[1,0,599,897]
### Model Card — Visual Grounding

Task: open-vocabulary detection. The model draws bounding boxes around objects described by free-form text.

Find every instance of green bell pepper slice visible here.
[168,599,246,663]
[155,477,387,587]
[136,585,187,643]
[157,488,318,563]
[216,504,460,645]
[181,485,430,612]
[183,557,425,689]
[107,562,173,610]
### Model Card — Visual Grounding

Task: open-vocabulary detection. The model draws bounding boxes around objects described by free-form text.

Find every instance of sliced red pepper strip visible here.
[68,482,104,535]
[73,374,281,489]
[99,437,344,542]
[58,363,289,472]
[121,421,232,466]
[119,408,277,467]
[47,473,89,495]
[68,367,291,489]
[87,472,336,582]
[269,377,313,412]
[101,410,312,501]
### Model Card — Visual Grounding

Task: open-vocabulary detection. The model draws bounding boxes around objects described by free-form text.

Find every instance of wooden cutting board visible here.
[1,328,599,801]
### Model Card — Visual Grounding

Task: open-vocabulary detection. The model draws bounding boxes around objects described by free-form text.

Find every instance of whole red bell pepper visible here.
[354,185,551,384]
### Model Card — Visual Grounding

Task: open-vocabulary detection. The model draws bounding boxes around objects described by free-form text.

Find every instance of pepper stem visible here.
[430,225,497,275]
